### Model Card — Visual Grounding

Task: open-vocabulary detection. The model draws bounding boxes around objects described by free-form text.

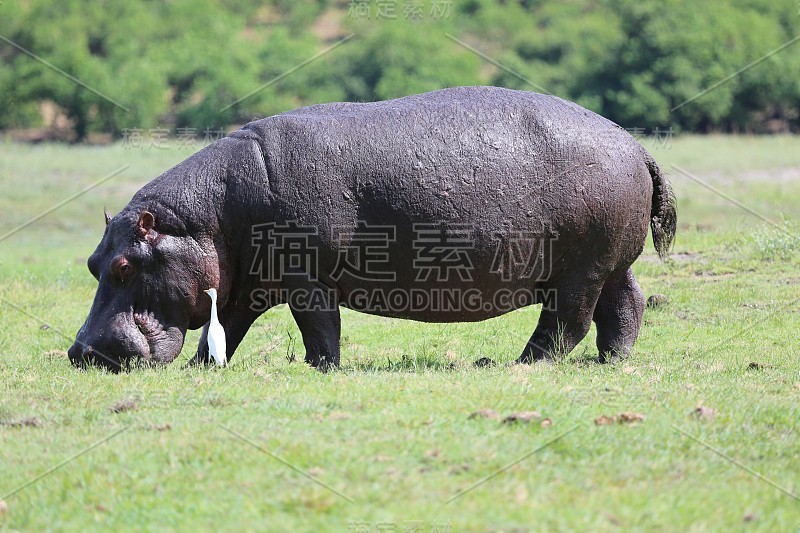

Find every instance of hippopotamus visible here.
[67,86,676,372]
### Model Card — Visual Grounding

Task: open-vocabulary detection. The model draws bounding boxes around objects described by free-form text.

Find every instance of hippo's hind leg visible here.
[516,282,603,363]
[592,267,645,363]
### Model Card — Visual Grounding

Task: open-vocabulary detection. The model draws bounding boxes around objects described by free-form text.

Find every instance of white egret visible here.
[203,288,227,367]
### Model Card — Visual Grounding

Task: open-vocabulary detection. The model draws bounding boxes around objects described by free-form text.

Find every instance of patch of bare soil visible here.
[638,252,699,264]
[502,411,542,424]
[109,397,138,413]
[594,412,645,425]
[468,409,500,420]
[0,417,42,428]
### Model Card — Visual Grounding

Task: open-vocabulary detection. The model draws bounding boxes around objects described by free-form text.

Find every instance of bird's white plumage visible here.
[203,288,226,367]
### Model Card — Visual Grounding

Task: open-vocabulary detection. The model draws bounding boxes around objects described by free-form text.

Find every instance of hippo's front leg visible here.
[287,285,341,370]
[290,306,341,370]
[189,306,262,366]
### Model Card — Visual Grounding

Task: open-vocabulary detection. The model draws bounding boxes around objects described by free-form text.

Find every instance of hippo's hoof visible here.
[184,354,212,368]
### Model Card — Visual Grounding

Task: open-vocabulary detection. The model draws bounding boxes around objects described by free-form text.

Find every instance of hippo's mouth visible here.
[133,311,173,363]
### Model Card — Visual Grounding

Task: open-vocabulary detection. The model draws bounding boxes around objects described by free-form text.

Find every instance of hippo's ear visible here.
[104,208,111,226]
[137,211,159,242]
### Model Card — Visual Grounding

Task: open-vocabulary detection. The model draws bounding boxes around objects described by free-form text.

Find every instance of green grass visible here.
[1,135,800,531]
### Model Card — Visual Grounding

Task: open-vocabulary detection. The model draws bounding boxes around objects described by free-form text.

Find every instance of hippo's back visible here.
[240,86,647,225]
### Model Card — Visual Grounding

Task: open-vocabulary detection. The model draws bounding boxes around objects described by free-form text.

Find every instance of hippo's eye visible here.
[111,256,136,283]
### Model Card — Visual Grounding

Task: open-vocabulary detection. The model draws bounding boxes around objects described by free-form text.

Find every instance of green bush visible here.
[1,0,799,140]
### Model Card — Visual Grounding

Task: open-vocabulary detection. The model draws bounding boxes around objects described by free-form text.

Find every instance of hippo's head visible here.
[68,208,222,371]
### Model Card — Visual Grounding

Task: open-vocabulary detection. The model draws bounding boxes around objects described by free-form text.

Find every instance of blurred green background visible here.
[1,0,799,142]
[2,4,800,530]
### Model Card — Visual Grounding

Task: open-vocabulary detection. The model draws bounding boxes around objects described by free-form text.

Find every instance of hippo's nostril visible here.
[74,344,95,363]
[68,342,88,368]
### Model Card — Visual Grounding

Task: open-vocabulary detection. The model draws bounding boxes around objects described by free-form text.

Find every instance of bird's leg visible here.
[191,321,213,365]
[188,306,262,366]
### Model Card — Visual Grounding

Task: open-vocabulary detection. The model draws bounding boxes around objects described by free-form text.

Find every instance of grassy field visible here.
[1,135,800,531]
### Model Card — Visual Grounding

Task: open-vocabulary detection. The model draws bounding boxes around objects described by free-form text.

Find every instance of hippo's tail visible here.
[645,152,676,260]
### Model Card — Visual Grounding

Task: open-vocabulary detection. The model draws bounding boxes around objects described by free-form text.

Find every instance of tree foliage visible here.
[1,0,798,140]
